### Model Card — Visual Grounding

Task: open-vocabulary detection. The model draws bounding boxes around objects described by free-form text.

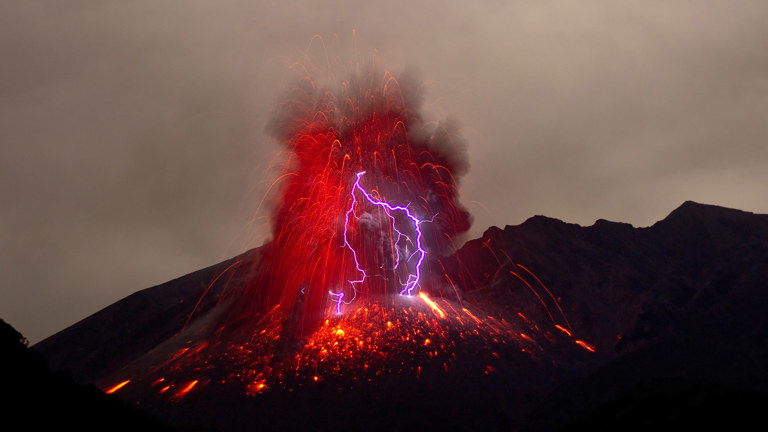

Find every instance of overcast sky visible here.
[2,1,767,344]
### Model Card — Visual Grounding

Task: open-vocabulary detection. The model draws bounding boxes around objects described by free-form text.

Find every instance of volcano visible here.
[33,201,768,431]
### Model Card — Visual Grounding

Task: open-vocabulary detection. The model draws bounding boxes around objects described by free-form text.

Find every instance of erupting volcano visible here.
[40,65,605,431]
[224,66,472,342]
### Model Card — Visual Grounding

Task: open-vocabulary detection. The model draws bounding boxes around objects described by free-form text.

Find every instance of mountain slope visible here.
[33,201,768,430]
[0,319,175,431]
[34,247,262,384]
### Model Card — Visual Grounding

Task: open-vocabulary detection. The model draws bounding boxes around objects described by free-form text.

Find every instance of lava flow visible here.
[102,65,595,408]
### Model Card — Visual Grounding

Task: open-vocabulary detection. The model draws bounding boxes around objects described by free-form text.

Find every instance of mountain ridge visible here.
[31,201,768,430]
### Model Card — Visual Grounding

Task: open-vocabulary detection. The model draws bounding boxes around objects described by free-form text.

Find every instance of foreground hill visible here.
[0,318,174,431]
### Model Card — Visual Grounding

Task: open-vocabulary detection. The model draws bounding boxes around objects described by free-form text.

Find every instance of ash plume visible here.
[224,65,472,340]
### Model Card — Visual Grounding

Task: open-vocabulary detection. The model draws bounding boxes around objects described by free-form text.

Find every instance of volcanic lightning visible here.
[220,64,472,343]
[331,170,431,314]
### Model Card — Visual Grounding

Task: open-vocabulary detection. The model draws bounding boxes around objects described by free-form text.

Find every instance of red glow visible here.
[219,65,471,343]
[247,378,268,395]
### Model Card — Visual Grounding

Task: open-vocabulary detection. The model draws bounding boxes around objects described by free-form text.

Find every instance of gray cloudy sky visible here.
[2,1,767,343]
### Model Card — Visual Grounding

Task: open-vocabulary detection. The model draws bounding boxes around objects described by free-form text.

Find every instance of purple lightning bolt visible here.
[329,171,429,313]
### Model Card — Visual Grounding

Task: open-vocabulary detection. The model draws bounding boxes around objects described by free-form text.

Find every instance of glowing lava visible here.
[105,380,130,394]
[102,290,595,408]
[418,292,445,319]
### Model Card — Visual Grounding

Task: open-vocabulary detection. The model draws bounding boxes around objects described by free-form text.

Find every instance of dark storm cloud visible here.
[2,0,767,343]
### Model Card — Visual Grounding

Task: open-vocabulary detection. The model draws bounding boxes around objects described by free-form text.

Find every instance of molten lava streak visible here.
[105,380,130,394]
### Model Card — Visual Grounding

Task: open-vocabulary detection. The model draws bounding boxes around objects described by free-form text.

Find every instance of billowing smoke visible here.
[228,65,471,340]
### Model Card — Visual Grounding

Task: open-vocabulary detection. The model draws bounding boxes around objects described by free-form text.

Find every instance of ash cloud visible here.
[265,64,472,247]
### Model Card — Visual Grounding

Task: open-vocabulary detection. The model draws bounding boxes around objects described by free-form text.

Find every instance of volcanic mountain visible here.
[33,201,768,431]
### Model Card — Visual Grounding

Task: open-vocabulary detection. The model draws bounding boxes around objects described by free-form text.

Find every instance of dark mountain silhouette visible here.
[32,201,768,431]
[0,318,176,431]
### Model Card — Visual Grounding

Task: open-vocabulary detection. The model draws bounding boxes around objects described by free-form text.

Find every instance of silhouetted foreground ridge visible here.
[0,318,174,431]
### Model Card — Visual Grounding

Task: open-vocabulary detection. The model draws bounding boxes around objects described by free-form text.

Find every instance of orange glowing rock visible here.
[554,324,573,338]
[575,340,596,352]
[418,292,446,319]
[248,379,268,395]
[105,379,130,394]
[171,380,199,402]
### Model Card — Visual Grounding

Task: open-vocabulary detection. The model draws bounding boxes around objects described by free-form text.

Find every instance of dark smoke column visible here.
[230,66,471,342]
